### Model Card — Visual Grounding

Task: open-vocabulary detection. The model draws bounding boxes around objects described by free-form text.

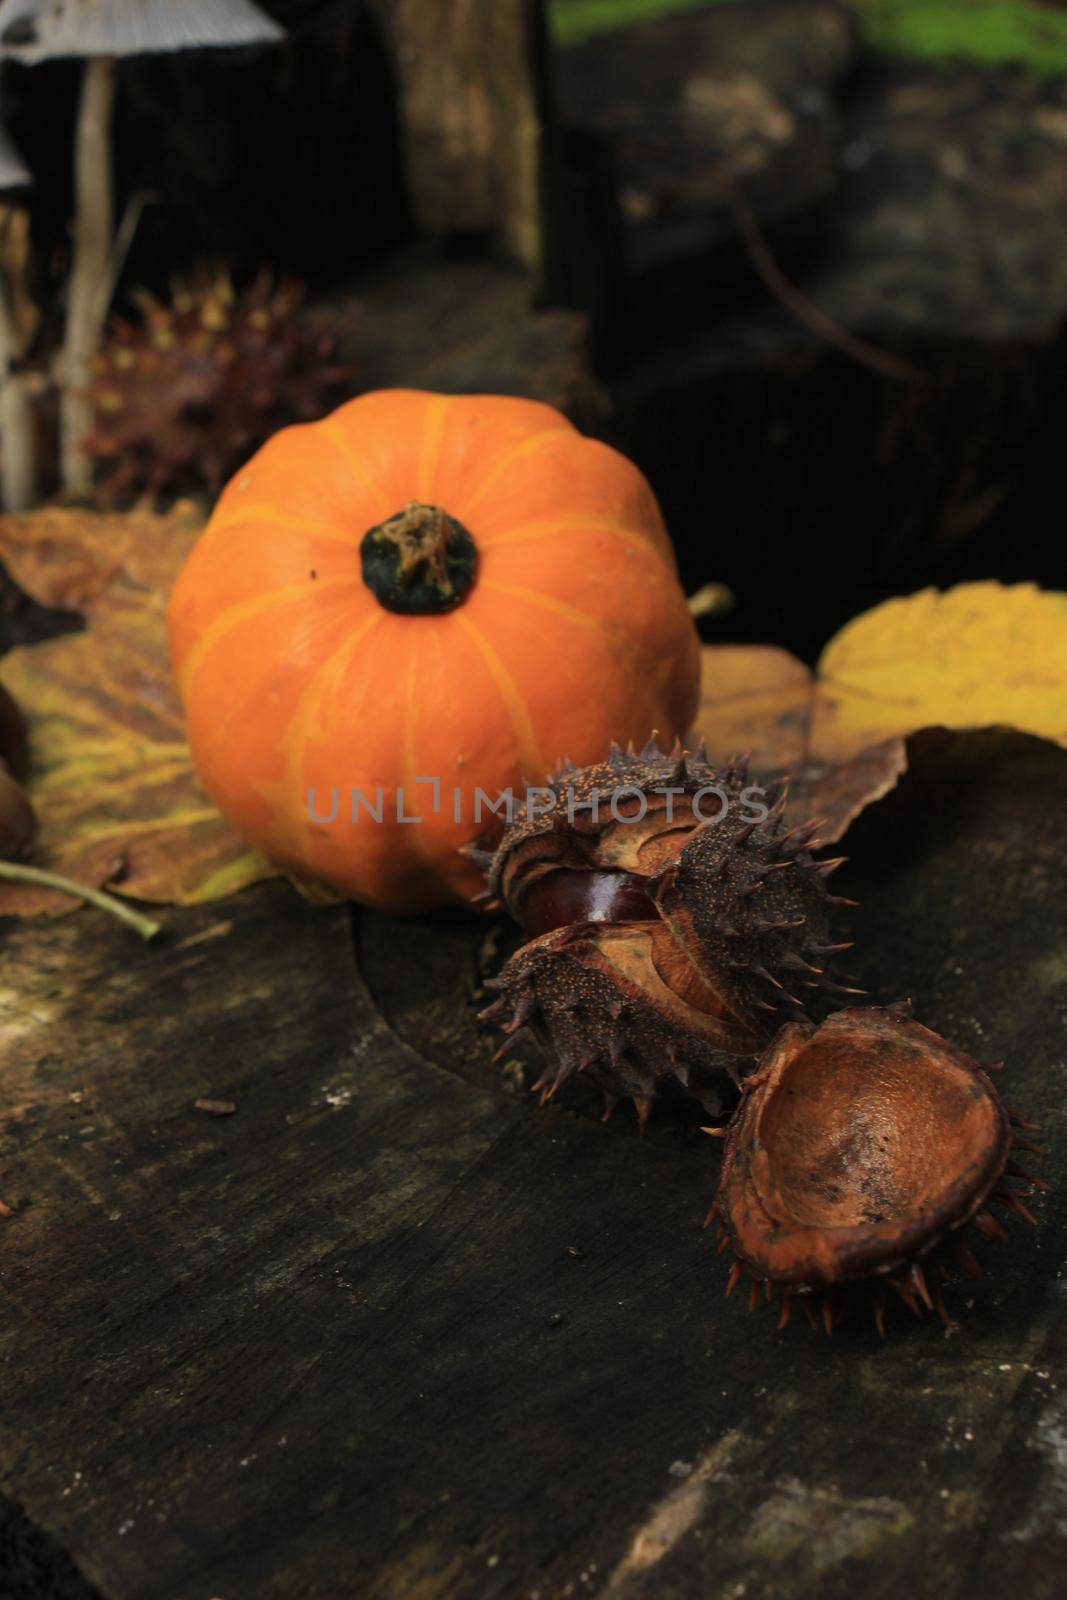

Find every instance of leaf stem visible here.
[0,861,162,941]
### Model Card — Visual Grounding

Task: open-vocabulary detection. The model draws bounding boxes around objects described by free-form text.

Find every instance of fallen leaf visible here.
[697,581,1067,839]
[813,581,1067,757]
[4,520,1064,921]
[0,506,276,915]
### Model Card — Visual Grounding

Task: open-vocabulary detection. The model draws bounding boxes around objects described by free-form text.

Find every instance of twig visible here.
[92,189,157,329]
[729,186,928,387]
[0,861,162,940]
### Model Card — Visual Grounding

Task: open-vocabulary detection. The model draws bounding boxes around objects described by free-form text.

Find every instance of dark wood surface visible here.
[1,729,1065,1600]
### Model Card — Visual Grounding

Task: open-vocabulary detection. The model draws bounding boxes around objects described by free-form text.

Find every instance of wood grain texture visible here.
[0,730,1065,1598]
[387,0,550,270]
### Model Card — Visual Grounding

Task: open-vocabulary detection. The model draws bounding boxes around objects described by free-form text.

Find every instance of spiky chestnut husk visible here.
[84,270,355,505]
[709,1007,1046,1334]
[478,741,856,1123]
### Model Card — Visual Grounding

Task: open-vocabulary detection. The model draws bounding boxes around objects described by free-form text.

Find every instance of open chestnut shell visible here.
[479,741,852,1123]
[712,1007,1043,1331]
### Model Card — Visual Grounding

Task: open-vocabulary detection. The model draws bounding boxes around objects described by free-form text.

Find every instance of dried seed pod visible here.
[85,271,355,505]
[711,1007,1041,1332]
[480,741,852,1121]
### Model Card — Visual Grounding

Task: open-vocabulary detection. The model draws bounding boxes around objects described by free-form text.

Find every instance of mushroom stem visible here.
[0,203,37,510]
[0,369,36,509]
[61,54,115,498]
[0,269,35,510]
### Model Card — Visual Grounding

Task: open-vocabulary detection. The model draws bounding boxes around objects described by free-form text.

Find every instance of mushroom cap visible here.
[718,1007,1012,1288]
[0,118,30,186]
[0,0,283,63]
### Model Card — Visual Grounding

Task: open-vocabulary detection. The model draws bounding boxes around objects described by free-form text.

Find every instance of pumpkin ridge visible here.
[479,578,627,637]
[457,429,574,521]
[453,613,544,780]
[477,575,669,657]
[205,510,362,548]
[476,578,666,737]
[479,514,660,561]
[482,567,690,737]
[291,611,383,830]
[168,389,703,913]
[207,601,376,842]
[415,393,452,504]
[319,417,394,520]
[176,578,355,698]
[399,632,459,901]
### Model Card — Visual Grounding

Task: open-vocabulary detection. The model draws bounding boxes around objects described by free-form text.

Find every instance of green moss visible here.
[1031,946,1067,993]
[857,1,1067,75]
[550,0,729,47]
[550,0,1067,75]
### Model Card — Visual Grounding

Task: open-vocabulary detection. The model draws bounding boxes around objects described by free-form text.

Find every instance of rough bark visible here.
[334,247,602,426]
[387,0,550,272]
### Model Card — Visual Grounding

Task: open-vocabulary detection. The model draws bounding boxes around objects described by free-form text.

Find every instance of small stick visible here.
[91,188,157,329]
[0,860,161,940]
[729,185,928,388]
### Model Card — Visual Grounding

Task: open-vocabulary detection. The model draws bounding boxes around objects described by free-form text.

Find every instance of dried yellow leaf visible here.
[814,581,1067,759]
[0,506,276,916]
[697,580,1067,840]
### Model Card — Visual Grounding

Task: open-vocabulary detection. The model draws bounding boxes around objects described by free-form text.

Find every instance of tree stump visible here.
[0,730,1065,1597]
[387,0,552,273]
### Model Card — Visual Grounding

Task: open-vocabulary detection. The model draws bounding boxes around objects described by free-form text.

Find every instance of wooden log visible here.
[333,249,601,425]
[0,730,1065,1597]
[386,0,551,273]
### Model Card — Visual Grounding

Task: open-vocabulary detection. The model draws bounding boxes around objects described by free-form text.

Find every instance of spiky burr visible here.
[84,271,354,504]
[478,741,857,1124]
[707,1007,1047,1335]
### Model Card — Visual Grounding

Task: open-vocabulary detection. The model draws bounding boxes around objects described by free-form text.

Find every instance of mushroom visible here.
[0,105,36,509]
[0,0,284,496]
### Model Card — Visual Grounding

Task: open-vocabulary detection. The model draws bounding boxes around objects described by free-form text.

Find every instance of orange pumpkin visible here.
[168,389,701,912]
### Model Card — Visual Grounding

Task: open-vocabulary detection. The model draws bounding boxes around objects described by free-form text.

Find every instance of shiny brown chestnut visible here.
[479,741,853,1123]
[520,868,658,939]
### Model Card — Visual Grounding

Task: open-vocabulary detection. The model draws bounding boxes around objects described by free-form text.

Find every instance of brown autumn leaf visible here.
[2,516,1064,922]
[0,505,277,915]
[696,580,1067,840]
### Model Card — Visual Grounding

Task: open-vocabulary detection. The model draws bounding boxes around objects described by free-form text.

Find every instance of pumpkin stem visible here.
[360,502,478,615]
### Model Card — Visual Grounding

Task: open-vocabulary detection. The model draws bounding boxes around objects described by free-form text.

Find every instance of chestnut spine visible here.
[479,740,853,1123]
[477,743,1045,1334]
